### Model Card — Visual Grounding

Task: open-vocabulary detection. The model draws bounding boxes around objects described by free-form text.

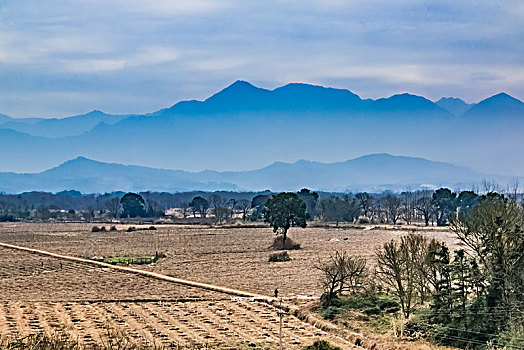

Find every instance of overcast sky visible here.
[1,0,523,117]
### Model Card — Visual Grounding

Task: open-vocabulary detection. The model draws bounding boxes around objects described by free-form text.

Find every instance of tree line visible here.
[1,185,521,224]
[318,192,524,348]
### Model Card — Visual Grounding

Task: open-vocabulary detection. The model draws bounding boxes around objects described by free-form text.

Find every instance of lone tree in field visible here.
[120,193,147,218]
[263,192,307,244]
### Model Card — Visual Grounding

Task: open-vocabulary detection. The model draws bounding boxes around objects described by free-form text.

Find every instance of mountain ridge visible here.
[0,81,523,175]
[0,153,520,194]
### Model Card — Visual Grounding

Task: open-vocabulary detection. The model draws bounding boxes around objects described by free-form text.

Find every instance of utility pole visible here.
[279,298,283,350]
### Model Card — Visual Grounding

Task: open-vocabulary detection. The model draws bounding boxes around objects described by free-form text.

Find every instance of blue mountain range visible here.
[1,154,518,194]
[0,81,522,179]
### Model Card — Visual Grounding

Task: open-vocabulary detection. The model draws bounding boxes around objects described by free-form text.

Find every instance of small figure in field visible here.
[60,262,63,269]
[274,288,279,298]
[41,261,44,268]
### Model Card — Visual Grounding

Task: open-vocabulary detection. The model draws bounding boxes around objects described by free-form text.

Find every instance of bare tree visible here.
[355,192,373,218]
[376,234,431,318]
[384,195,402,224]
[507,178,520,202]
[104,197,121,219]
[316,251,368,303]
[401,190,415,225]
[236,199,251,221]
[180,202,190,219]
[481,179,499,194]
[415,194,434,226]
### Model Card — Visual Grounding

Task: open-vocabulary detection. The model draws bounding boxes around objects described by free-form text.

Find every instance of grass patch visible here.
[103,253,163,265]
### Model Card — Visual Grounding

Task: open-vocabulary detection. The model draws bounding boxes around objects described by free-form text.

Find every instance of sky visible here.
[0,0,523,118]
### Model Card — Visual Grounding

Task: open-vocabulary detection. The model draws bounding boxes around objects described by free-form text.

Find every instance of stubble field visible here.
[0,222,458,349]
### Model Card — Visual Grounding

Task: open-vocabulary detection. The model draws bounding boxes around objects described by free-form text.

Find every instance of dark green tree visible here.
[263,192,307,244]
[250,194,269,221]
[189,196,209,218]
[297,188,319,220]
[120,193,147,218]
[355,192,372,218]
[457,190,478,216]
[432,188,457,226]
[320,195,361,226]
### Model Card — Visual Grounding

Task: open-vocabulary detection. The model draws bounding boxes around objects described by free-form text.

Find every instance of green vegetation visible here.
[120,192,147,218]
[189,196,209,218]
[263,192,307,245]
[318,195,362,226]
[103,254,161,265]
[320,294,400,333]
[316,192,524,348]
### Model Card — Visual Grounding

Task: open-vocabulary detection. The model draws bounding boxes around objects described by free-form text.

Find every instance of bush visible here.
[269,252,291,262]
[92,226,101,232]
[363,306,381,315]
[127,226,136,232]
[271,236,301,250]
[303,340,341,350]
[109,225,117,231]
[148,225,157,230]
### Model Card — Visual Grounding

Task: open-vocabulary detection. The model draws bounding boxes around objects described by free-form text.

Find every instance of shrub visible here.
[269,252,291,262]
[127,226,136,232]
[271,236,301,250]
[320,306,340,320]
[109,225,117,231]
[363,306,381,315]
[149,226,157,230]
[303,340,342,350]
[100,226,107,232]
[91,226,101,232]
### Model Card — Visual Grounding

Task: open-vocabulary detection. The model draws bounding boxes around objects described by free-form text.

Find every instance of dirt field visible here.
[0,222,458,349]
[0,223,458,297]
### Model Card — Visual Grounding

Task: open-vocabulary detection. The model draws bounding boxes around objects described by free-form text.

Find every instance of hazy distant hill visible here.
[0,114,13,125]
[0,157,238,194]
[0,154,517,194]
[0,81,522,175]
[0,110,132,138]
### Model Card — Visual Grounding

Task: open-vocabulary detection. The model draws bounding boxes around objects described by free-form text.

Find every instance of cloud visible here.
[91,0,230,16]
[59,46,180,73]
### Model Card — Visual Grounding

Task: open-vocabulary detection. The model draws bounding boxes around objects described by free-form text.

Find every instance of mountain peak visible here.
[203,80,272,108]
[435,97,471,115]
[230,80,256,89]
[486,92,521,102]
[208,80,262,98]
[85,110,106,116]
[464,92,524,117]
[61,156,98,166]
